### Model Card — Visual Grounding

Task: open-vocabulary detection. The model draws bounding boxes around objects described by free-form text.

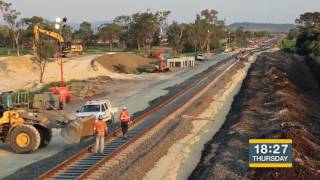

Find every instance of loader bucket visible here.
[61,115,96,144]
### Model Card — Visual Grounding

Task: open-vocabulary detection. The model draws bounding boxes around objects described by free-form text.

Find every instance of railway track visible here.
[38,49,265,180]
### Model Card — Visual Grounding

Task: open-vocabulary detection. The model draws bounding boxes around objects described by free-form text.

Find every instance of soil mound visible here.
[0,55,37,76]
[190,51,320,179]
[95,52,150,73]
[67,76,112,100]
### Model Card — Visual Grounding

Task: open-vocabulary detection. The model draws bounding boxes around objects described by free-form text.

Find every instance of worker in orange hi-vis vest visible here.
[94,115,108,153]
[120,107,131,139]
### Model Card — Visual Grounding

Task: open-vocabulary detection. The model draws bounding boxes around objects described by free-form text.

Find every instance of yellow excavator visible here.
[0,92,95,153]
[33,24,83,57]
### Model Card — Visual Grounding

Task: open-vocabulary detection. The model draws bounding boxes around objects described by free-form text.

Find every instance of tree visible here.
[185,23,200,51]
[197,9,218,52]
[0,25,10,48]
[114,15,131,48]
[98,23,122,50]
[293,12,320,56]
[287,28,300,40]
[296,27,320,56]
[32,38,55,83]
[114,15,131,28]
[295,12,320,28]
[0,1,23,56]
[20,16,44,48]
[166,21,185,53]
[233,27,250,47]
[185,9,226,52]
[21,16,43,26]
[61,25,73,42]
[73,21,93,46]
[22,17,57,83]
[129,10,170,54]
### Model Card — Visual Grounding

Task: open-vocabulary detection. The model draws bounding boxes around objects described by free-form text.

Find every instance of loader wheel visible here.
[10,125,41,153]
[38,127,52,148]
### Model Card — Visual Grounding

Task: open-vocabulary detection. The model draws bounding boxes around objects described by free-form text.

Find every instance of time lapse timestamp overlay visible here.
[249,139,293,168]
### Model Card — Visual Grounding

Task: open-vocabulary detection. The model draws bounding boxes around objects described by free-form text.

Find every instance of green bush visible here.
[296,27,320,56]
[0,47,32,57]
[278,38,295,50]
[40,82,61,92]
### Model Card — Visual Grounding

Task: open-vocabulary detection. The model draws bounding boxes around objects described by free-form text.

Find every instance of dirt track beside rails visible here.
[190,51,320,179]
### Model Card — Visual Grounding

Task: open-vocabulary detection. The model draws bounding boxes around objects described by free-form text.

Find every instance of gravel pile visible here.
[67,76,112,100]
[69,81,103,100]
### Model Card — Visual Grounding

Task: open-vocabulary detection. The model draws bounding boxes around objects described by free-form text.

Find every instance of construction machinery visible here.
[138,51,170,73]
[62,42,83,57]
[155,52,170,72]
[33,23,74,109]
[0,92,95,153]
[33,24,83,57]
[237,48,247,60]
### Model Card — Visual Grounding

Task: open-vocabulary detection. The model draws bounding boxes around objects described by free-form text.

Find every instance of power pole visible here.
[226,31,231,49]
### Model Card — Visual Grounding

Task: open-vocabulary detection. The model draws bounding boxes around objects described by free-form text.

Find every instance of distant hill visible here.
[69,20,112,31]
[228,22,296,33]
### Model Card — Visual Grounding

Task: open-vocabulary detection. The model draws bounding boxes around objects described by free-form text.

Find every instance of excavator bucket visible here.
[61,115,96,144]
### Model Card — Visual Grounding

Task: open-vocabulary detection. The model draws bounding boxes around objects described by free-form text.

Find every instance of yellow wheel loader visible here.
[0,92,95,153]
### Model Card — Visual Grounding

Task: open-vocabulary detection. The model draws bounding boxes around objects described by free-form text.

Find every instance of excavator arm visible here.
[33,24,65,54]
[34,24,64,43]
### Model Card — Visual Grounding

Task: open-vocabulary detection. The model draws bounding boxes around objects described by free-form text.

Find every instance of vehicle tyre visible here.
[38,127,52,148]
[10,125,41,153]
[106,116,114,127]
[111,116,115,123]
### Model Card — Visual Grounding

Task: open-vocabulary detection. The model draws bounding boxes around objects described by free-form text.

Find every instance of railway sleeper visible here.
[53,175,79,179]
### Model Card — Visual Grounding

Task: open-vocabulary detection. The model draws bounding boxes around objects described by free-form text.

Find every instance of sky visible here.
[6,0,320,24]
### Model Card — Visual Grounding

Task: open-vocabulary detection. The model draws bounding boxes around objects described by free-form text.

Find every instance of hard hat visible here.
[98,115,103,120]
[122,107,127,110]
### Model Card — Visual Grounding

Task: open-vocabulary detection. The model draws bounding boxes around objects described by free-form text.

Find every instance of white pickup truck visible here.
[76,99,118,124]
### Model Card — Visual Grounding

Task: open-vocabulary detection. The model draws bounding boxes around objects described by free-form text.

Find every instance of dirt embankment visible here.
[0,53,151,92]
[95,52,150,73]
[0,55,38,79]
[190,51,320,179]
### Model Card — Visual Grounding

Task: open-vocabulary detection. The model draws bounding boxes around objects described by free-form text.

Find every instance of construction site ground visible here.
[0,52,234,179]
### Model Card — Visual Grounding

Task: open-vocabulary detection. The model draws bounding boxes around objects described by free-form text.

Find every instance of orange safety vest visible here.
[120,111,130,123]
[94,121,107,133]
